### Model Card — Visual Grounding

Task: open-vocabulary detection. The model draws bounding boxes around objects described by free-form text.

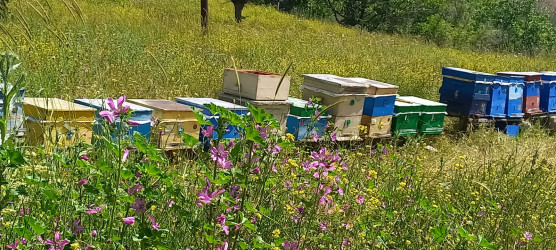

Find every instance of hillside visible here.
[2,0,556,101]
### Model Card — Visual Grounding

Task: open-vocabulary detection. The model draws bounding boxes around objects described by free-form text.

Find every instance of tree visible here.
[232,0,248,22]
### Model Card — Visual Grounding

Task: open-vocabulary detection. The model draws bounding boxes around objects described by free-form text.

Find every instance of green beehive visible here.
[397,96,447,135]
[288,97,328,117]
[391,100,420,136]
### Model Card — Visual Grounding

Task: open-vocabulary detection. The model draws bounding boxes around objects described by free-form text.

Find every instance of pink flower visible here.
[80,155,89,161]
[271,145,282,156]
[122,149,130,162]
[128,120,141,126]
[131,198,146,215]
[330,132,337,142]
[217,242,228,250]
[44,232,69,250]
[92,230,97,237]
[123,217,135,225]
[77,179,88,186]
[312,131,318,142]
[210,144,231,169]
[100,96,130,124]
[6,239,19,249]
[148,215,160,231]
[524,231,533,241]
[167,199,175,208]
[83,66,89,72]
[201,125,214,138]
[356,195,364,205]
[283,240,299,250]
[251,167,260,174]
[216,214,229,235]
[86,206,102,215]
[338,187,344,196]
[256,125,267,139]
[99,110,117,124]
[196,178,225,206]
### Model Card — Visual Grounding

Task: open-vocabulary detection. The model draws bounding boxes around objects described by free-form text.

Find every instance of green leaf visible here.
[182,133,198,147]
[431,226,447,243]
[121,169,134,179]
[245,201,257,213]
[8,149,25,166]
[259,206,271,217]
[244,220,257,231]
[458,227,477,241]
[245,128,263,144]
[238,242,249,249]
[27,216,47,235]
[145,163,162,177]
[192,108,212,126]
[479,236,498,250]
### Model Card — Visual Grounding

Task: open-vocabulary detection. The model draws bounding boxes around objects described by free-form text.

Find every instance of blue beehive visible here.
[541,72,556,113]
[74,99,153,141]
[500,76,525,118]
[495,121,519,137]
[362,95,396,116]
[488,79,508,118]
[285,114,329,140]
[175,97,248,140]
[440,67,494,117]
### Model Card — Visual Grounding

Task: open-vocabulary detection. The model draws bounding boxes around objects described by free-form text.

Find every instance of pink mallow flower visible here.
[123,217,135,225]
[196,178,225,207]
[99,96,130,124]
[148,215,160,231]
[201,125,214,138]
[210,144,231,169]
[76,179,88,186]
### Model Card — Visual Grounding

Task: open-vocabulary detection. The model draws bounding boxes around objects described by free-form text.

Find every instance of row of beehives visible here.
[440,67,556,136]
[0,69,449,149]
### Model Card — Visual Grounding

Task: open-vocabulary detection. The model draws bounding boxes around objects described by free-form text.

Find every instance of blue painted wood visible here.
[541,73,556,113]
[439,76,491,117]
[285,115,328,140]
[362,95,396,116]
[74,99,153,140]
[495,121,519,137]
[488,82,507,118]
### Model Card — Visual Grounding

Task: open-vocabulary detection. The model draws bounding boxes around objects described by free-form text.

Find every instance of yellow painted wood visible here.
[128,99,196,120]
[150,119,200,149]
[24,98,96,122]
[26,119,93,147]
[361,115,392,138]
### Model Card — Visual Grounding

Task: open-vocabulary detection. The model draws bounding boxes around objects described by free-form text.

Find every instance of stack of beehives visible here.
[217,69,292,135]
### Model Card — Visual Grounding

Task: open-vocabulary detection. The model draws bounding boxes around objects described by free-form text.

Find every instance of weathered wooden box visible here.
[301,85,366,116]
[24,98,95,147]
[285,114,328,140]
[360,115,392,138]
[348,77,399,95]
[302,74,367,94]
[128,99,199,149]
[328,115,362,137]
[74,99,153,141]
[541,72,556,113]
[362,94,396,117]
[217,92,291,134]
[176,97,248,140]
[222,69,290,101]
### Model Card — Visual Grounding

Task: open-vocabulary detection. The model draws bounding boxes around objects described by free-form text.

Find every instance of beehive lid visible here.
[176,97,248,115]
[217,93,291,106]
[300,84,367,97]
[226,68,281,76]
[494,75,524,85]
[397,96,446,113]
[442,67,496,83]
[288,97,328,117]
[74,99,153,122]
[128,99,195,120]
[497,72,542,82]
[302,74,367,94]
[24,98,95,122]
[541,72,556,82]
[394,100,421,113]
[347,78,399,95]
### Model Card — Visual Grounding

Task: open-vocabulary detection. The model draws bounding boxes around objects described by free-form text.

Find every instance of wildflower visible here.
[80,155,89,161]
[20,238,26,244]
[523,231,533,241]
[216,214,229,235]
[99,110,117,124]
[6,239,19,249]
[127,183,143,195]
[83,66,89,72]
[271,145,282,155]
[217,242,228,250]
[356,195,364,205]
[92,230,97,237]
[131,198,146,215]
[284,181,292,189]
[122,149,130,162]
[44,232,69,250]
[196,178,225,207]
[256,124,267,139]
[283,240,299,250]
[338,187,344,196]
[150,117,158,126]
[210,144,231,169]
[167,199,175,208]
[148,215,160,231]
[306,98,312,107]
[71,242,80,250]
[319,221,330,231]
[272,229,281,238]
[123,217,135,225]
[77,179,88,186]
[99,96,130,124]
[330,132,337,142]
[272,164,278,173]
[381,146,389,155]
[312,131,318,142]
[251,167,260,174]
[201,125,214,138]
[477,211,485,217]
[73,219,84,235]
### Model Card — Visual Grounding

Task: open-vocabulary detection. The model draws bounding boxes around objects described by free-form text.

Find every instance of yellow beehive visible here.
[23,98,95,148]
[128,99,199,149]
[360,115,392,138]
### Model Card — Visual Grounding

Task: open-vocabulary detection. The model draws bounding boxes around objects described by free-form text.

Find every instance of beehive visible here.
[23,98,95,147]
[128,99,199,149]
[497,72,542,115]
[440,67,494,117]
[217,92,291,134]
[540,72,556,113]
[175,97,248,140]
[285,114,329,140]
[348,77,399,95]
[328,115,362,138]
[362,95,396,117]
[302,74,367,94]
[74,99,153,141]
[301,85,366,117]
[0,87,25,142]
[397,96,447,135]
[391,100,420,136]
[360,115,392,138]
[497,75,525,118]
[222,69,290,101]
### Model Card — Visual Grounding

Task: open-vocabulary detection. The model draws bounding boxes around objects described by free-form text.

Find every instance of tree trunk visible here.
[201,0,208,28]
[234,2,245,23]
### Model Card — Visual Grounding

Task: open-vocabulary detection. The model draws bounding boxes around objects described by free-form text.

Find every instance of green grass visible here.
[2,0,556,100]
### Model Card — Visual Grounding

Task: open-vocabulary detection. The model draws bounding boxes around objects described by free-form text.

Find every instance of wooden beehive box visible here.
[328,115,362,137]
[360,115,392,138]
[23,98,95,147]
[348,77,399,95]
[128,99,199,149]
[541,72,556,113]
[301,85,366,116]
[222,69,290,101]
[302,74,367,94]
[74,99,153,141]
[285,114,329,140]
[397,96,447,135]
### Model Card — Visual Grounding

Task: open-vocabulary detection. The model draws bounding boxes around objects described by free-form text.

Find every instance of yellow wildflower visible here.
[272,229,281,238]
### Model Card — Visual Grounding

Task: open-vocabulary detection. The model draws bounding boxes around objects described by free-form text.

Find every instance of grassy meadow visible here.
[0,0,555,249]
